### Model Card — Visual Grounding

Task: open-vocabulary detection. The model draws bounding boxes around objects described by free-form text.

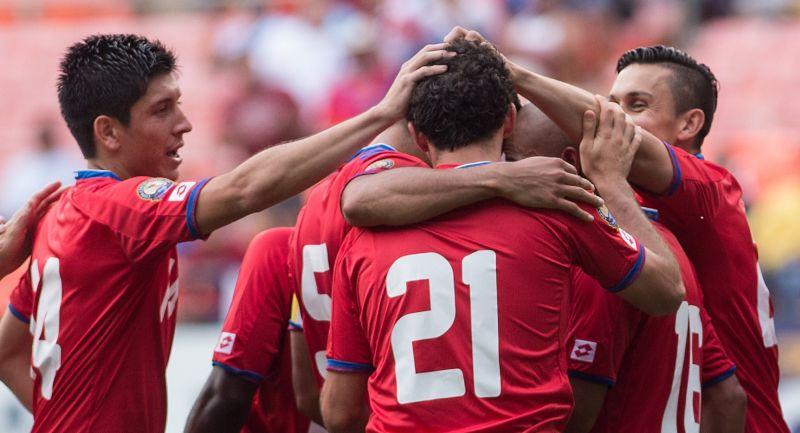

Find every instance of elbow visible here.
[341,189,382,228]
[294,389,320,422]
[723,378,748,415]
[322,408,365,433]
[647,281,685,316]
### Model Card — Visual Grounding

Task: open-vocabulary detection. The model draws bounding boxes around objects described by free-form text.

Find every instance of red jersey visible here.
[327,164,646,433]
[7,170,210,433]
[567,221,735,433]
[637,145,788,432]
[211,227,309,433]
[287,143,426,384]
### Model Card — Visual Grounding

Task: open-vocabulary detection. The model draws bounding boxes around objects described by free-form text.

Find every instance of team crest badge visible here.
[365,159,395,173]
[596,204,618,229]
[137,178,174,201]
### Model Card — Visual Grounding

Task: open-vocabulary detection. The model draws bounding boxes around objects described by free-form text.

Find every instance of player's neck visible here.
[429,140,502,168]
[86,159,131,180]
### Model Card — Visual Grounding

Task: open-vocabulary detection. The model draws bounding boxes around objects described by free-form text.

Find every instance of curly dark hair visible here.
[57,34,177,158]
[617,45,718,145]
[407,39,518,152]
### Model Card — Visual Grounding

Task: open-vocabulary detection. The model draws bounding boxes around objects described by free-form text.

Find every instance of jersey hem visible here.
[702,365,737,389]
[7,304,29,324]
[327,358,374,374]
[662,142,682,196]
[186,178,212,240]
[567,370,615,388]
[212,361,264,383]
[607,245,646,293]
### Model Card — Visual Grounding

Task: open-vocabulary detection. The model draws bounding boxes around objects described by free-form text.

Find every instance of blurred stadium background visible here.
[0,0,798,431]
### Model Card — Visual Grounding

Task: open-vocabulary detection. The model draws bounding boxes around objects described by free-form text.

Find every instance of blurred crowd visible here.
[0,0,798,334]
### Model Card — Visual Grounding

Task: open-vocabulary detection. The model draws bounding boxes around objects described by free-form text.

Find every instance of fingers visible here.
[622,115,637,146]
[560,186,604,208]
[407,64,449,82]
[444,26,468,43]
[555,199,594,222]
[556,158,578,175]
[30,181,62,205]
[406,49,455,72]
[595,96,615,139]
[580,110,597,144]
[559,170,596,192]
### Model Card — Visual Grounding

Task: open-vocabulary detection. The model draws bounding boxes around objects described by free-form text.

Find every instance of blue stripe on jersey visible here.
[455,161,492,169]
[694,152,705,160]
[702,365,737,389]
[327,358,374,373]
[212,361,264,383]
[567,370,615,388]
[288,320,303,331]
[663,142,682,196]
[641,206,660,221]
[74,169,122,181]
[607,245,646,293]
[185,178,211,240]
[348,143,398,162]
[7,304,29,324]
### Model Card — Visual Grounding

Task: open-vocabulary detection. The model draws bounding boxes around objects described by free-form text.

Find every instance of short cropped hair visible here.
[616,45,718,145]
[407,39,518,152]
[57,34,177,158]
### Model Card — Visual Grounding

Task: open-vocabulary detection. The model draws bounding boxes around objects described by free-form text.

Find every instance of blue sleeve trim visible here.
[212,361,264,383]
[568,370,615,388]
[663,142,682,196]
[702,365,737,389]
[288,320,303,331]
[348,143,397,161]
[607,245,646,293]
[7,304,29,324]
[327,358,374,374]
[185,178,212,240]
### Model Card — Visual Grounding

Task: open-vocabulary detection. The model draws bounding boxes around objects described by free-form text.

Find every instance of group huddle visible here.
[0,26,789,433]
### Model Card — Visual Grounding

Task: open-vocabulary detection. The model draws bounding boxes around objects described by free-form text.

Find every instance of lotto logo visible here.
[215,332,236,355]
[168,182,196,202]
[571,339,597,363]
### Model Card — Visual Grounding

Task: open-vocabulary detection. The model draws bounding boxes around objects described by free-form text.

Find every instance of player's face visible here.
[609,64,682,145]
[117,73,192,181]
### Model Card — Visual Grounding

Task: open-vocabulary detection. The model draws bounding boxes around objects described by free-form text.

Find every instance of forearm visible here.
[198,106,395,234]
[290,331,324,425]
[701,377,747,433]
[0,355,33,412]
[342,166,499,227]
[184,391,251,433]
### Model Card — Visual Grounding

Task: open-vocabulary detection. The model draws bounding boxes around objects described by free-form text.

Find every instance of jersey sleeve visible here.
[73,176,212,250]
[566,268,641,387]
[562,204,646,293]
[326,231,374,374]
[636,144,727,228]
[346,148,428,183]
[7,270,33,324]
[700,307,737,389]
[211,228,294,383]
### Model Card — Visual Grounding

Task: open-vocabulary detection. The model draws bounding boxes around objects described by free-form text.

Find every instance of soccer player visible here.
[508,104,745,433]
[0,34,453,433]
[183,227,308,433]
[321,39,684,433]
[445,26,788,432]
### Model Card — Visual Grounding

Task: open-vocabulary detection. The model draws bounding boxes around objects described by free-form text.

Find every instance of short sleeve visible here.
[326,231,373,374]
[346,147,428,184]
[8,269,33,324]
[701,307,737,389]
[73,176,212,247]
[565,204,646,293]
[566,268,641,387]
[211,228,294,383]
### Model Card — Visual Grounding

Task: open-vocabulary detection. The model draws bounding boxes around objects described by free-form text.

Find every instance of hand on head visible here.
[579,96,642,183]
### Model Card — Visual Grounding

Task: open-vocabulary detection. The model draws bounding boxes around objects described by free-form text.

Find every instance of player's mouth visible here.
[166,144,183,163]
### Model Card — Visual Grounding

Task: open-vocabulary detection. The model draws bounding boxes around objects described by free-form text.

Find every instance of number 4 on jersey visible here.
[30,258,63,400]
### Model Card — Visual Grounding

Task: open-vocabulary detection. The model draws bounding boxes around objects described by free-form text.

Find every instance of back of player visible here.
[637,146,786,432]
[567,221,735,433]
[288,143,425,382]
[328,198,646,433]
[8,172,210,432]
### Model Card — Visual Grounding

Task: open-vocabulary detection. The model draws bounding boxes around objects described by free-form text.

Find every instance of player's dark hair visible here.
[57,34,177,158]
[407,39,518,152]
[616,45,718,146]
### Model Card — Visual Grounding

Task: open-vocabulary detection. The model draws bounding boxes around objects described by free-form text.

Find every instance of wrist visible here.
[367,104,400,127]
[482,163,510,198]
[588,172,629,195]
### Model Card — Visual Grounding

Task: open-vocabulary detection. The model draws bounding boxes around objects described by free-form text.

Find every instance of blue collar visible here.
[348,143,398,161]
[455,161,492,169]
[74,169,122,181]
[694,152,705,160]
[640,206,660,221]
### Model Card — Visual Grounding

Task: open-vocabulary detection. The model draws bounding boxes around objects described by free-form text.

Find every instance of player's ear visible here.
[561,146,581,174]
[93,115,122,154]
[407,121,430,153]
[502,103,517,138]
[676,108,705,145]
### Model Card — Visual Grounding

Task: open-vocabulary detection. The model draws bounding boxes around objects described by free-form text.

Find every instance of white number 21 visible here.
[387,251,500,404]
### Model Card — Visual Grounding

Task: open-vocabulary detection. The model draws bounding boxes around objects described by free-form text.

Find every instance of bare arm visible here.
[290,330,323,425]
[443,26,674,194]
[0,181,63,278]
[183,366,259,433]
[320,371,370,433]
[342,157,603,226]
[0,312,33,411]
[701,375,747,433]
[580,107,684,315]
[195,44,454,235]
[565,378,608,433]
